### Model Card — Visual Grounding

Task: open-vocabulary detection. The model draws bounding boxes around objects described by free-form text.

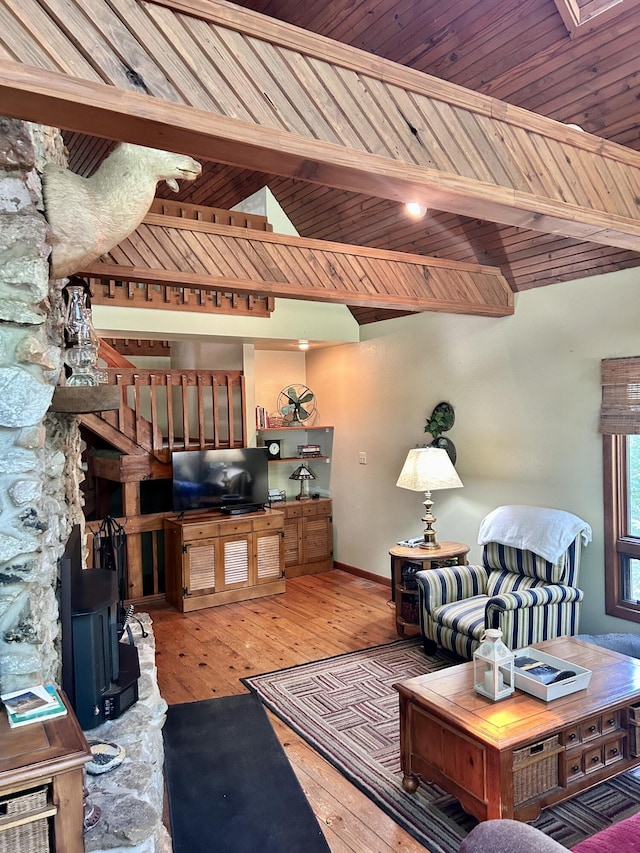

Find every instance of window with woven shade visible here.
[601,357,640,622]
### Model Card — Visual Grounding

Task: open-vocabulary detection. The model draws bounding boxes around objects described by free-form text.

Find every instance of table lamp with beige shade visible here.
[396,447,463,549]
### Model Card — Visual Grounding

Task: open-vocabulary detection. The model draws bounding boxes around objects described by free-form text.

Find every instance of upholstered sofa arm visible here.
[486,584,584,620]
[459,819,569,852]
[416,564,490,612]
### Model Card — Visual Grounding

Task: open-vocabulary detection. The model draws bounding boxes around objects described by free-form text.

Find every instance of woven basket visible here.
[0,786,49,853]
[0,786,47,818]
[401,599,419,624]
[0,817,49,853]
[513,735,561,805]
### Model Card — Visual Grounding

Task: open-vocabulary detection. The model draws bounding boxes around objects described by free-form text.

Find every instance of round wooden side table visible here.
[389,541,470,636]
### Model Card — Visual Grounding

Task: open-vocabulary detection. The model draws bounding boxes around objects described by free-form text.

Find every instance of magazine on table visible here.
[1,683,67,728]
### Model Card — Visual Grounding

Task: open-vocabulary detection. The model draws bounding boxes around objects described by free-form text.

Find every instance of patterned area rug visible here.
[242,639,640,853]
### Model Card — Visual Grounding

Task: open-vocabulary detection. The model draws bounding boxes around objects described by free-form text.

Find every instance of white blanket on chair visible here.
[477,505,592,563]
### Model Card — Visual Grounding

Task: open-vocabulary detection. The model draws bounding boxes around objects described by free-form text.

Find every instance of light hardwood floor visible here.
[147,569,429,852]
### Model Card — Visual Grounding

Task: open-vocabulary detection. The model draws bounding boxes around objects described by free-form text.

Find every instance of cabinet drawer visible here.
[220,519,252,535]
[582,716,601,741]
[604,737,625,765]
[562,726,581,746]
[252,514,284,532]
[583,745,604,773]
[284,504,303,519]
[300,501,331,518]
[602,712,619,735]
[563,752,585,783]
[302,503,320,517]
[180,521,221,541]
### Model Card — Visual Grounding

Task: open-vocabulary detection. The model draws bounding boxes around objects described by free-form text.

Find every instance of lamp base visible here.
[420,494,440,549]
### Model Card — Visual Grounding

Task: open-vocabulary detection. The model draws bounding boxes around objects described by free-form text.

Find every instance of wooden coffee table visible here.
[394,636,640,822]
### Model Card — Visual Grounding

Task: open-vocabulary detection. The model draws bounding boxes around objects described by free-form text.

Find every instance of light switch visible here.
[358,451,367,465]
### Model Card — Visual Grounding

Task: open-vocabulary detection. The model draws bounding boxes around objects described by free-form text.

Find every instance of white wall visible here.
[306,267,640,635]
[254,350,307,417]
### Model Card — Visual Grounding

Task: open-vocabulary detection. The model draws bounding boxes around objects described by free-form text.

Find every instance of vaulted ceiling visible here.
[1,0,640,324]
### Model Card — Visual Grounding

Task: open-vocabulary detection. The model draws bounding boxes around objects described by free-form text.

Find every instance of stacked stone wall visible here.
[0,118,83,692]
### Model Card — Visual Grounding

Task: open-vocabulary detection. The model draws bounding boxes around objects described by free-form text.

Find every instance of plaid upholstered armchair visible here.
[415,505,591,660]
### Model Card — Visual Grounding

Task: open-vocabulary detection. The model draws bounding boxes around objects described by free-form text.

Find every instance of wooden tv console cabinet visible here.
[164,508,285,612]
[395,636,640,822]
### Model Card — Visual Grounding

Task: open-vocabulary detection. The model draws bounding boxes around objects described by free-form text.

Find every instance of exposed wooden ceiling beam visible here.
[0,0,639,253]
[81,214,513,316]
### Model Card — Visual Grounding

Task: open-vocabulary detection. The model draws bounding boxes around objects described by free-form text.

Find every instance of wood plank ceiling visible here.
[1,0,639,324]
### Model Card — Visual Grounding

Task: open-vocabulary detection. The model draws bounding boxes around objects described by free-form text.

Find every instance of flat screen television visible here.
[172,447,269,514]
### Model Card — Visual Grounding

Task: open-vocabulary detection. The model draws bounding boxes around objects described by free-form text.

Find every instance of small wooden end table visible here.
[395,636,640,822]
[389,541,469,636]
[0,691,91,852]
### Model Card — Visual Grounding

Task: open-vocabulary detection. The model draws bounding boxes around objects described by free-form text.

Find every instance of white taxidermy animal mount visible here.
[42,142,202,279]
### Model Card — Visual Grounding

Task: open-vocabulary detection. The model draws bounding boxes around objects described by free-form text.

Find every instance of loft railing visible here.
[96,368,246,462]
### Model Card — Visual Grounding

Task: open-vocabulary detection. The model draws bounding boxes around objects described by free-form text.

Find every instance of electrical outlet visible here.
[358,451,367,465]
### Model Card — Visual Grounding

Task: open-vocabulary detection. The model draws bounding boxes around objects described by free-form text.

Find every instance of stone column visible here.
[0,118,81,693]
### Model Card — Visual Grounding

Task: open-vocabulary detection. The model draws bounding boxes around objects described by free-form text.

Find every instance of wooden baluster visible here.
[212,375,221,448]
[116,373,125,432]
[239,373,246,447]
[181,374,189,450]
[149,373,160,454]
[226,373,235,448]
[197,373,206,449]
[133,374,143,447]
[152,530,159,595]
[166,373,175,453]
[226,376,235,447]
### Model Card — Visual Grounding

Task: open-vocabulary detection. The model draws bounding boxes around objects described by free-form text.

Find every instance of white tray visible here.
[503,647,592,701]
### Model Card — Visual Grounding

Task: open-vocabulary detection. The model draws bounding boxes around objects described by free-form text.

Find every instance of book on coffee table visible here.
[1,683,67,727]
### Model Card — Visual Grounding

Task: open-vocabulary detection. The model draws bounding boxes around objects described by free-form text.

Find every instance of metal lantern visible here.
[473,628,515,701]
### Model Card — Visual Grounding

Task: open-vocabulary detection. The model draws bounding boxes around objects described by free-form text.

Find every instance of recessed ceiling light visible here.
[405,202,427,218]
[298,340,309,351]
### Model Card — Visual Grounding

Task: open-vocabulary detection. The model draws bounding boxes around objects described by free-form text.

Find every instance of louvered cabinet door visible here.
[282,499,333,577]
[302,514,333,564]
[282,508,303,570]
[255,529,285,584]
[185,540,218,595]
[219,535,251,589]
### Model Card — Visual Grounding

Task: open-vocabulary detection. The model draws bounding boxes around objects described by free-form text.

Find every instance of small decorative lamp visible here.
[395,447,463,549]
[473,628,515,702]
[289,464,315,501]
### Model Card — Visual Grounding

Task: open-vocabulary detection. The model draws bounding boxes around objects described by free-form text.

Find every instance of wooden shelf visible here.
[269,456,329,463]
[50,384,120,413]
[258,425,333,432]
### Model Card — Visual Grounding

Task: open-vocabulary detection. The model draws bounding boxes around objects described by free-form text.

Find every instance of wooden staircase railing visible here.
[83,368,246,462]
